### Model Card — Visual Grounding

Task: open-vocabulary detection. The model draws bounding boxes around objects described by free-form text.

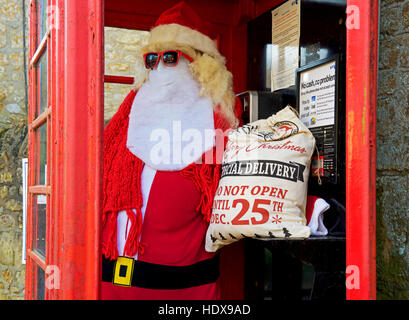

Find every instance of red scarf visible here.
[102,90,242,260]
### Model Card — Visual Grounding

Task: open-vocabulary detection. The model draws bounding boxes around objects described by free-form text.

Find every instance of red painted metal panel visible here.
[50,0,66,300]
[25,0,39,300]
[58,0,104,299]
[104,11,156,30]
[105,0,237,26]
[26,0,54,300]
[346,0,378,300]
[104,75,135,84]
[253,0,285,17]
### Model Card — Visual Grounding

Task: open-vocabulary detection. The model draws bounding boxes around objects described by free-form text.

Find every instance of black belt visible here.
[102,255,220,289]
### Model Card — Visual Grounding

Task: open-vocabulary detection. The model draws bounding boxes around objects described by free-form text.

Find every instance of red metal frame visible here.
[50,0,64,300]
[26,0,51,300]
[27,0,104,300]
[25,0,35,298]
[104,75,134,85]
[26,0,378,300]
[56,0,104,299]
[346,0,378,300]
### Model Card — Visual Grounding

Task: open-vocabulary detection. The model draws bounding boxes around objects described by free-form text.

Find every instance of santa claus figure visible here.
[101,2,242,300]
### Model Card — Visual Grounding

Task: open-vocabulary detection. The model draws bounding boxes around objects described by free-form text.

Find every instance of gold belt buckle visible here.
[112,256,135,287]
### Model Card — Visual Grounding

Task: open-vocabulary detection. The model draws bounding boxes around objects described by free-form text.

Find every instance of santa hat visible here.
[146,1,223,62]
[138,1,238,128]
[306,195,331,236]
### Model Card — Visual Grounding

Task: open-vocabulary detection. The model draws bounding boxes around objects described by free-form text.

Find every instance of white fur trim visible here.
[307,198,330,236]
[149,23,222,61]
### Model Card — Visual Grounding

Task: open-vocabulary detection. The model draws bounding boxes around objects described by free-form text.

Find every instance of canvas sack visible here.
[205,106,316,252]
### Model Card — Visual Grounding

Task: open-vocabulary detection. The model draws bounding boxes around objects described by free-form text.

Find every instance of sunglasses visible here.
[143,50,194,69]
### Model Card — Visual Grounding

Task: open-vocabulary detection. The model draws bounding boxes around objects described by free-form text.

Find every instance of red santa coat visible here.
[101,170,219,299]
[100,90,241,300]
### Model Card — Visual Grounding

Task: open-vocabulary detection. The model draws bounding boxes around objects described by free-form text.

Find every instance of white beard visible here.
[126,57,215,171]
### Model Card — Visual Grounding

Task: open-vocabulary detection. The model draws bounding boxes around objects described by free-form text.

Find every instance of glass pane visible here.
[263,248,272,299]
[36,51,48,118]
[301,263,315,300]
[32,194,47,258]
[36,0,48,46]
[32,264,35,300]
[37,266,45,300]
[35,123,47,185]
[104,27,150,123]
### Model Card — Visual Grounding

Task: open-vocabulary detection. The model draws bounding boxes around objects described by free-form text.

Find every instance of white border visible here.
[22,158,28,264]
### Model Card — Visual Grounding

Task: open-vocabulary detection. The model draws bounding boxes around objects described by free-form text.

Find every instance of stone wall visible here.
[0,122,27,300]
[376,0,409,299]
[0,0,29,300]
[104,27,149,122]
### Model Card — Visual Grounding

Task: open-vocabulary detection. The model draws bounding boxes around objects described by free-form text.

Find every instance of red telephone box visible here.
[26,0,377,300]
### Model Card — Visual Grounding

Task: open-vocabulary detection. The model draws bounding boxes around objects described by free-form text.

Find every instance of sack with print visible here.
[205,106,316,252]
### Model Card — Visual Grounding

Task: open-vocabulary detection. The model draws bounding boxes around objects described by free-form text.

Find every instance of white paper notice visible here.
[271,0,301,91]
[299,60,336,128]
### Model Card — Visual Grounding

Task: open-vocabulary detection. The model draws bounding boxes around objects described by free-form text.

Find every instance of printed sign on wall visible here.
[297,58,338,181]
[298,60,336,129]
[271,0,301,91]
